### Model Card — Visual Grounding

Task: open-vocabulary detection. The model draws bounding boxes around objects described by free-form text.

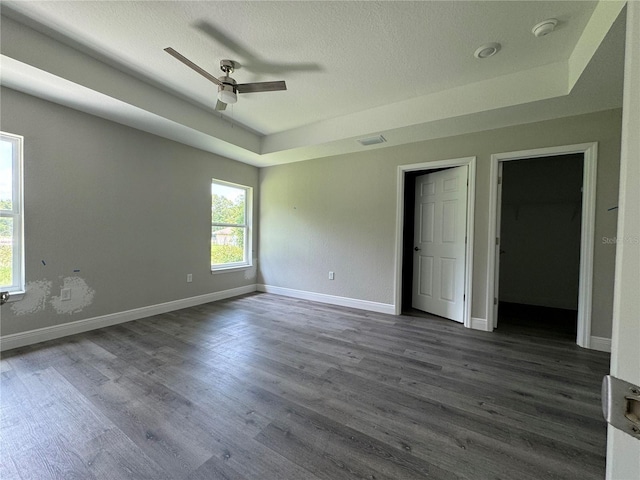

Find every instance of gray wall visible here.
[259,108,621,338]
[0,85,622,341]
[498,155,584,310]
[0,87,259,336]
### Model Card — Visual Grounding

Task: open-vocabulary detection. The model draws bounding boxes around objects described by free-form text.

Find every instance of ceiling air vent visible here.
[358,135,386,146]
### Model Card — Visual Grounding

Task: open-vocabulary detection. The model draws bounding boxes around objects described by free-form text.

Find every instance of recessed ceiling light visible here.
[532,19,558,37]
[474,42,501,59]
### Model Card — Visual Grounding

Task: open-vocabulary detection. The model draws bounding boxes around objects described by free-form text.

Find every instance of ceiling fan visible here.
[164,47,287,111]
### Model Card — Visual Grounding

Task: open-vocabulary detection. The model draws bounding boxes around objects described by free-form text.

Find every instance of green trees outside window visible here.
[0,200,12,286]
[211,180,251,268]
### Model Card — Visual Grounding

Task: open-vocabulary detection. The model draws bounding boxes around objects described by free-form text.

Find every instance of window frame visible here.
[211,179,252,272]
[0,131,25,294]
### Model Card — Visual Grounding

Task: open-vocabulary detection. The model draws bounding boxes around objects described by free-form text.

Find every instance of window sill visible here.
[211,264,253,275]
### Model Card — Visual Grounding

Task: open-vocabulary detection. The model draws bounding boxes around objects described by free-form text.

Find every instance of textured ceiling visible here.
[0,1,625,166]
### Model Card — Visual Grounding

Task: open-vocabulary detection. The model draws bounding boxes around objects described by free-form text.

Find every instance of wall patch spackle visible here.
[50,276,95,315]
[10,280,52,316]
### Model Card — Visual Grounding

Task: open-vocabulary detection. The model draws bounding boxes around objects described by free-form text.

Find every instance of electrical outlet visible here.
[329,271,335,280]
[61,288,71,301]
[187,274,193,283]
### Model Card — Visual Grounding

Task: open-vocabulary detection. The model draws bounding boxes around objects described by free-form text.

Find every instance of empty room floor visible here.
[497,302,579,339]
[0,293,610,479]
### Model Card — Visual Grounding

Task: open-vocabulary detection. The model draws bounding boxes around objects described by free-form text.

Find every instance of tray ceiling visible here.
[0,1,625,166]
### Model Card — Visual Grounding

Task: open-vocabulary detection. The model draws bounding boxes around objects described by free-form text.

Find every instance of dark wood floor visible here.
[497,302,579,338]
[1,293,610,479]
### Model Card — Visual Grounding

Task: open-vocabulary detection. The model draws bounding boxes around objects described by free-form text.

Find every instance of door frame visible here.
[487,142,598,349]
[394,156,476,329]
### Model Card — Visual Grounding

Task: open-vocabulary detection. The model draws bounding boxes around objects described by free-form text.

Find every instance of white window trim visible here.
[0,131,25,295]
[211,179,252,272]
[210,264,253,275]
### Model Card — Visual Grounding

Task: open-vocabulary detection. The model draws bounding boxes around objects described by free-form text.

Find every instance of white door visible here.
[412,166,468,323]
[606,3,640,478]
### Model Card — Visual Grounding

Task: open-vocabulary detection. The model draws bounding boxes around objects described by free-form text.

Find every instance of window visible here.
[0,132,24,293]
[211,179,252,271]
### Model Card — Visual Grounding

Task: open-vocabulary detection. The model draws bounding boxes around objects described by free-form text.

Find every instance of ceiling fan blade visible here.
[164,47,221,86]
[195,21,322,76]
[215,99,227,111]
[195,21,258,65]
[236,81,287,94]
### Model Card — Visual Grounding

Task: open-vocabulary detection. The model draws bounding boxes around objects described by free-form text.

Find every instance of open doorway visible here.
[487,143,598,348]
[394,157,476,327]
[496,154,584,340]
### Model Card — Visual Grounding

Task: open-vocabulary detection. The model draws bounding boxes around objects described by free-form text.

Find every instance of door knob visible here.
[414,247,421,251]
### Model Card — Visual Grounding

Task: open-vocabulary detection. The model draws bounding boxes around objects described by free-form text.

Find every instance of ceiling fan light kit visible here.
[164,48,286,111]
[218,84,237,104]
[218,65,238,104]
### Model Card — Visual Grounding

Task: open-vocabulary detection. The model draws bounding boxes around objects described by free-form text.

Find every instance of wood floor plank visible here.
[230,344,598,480]
[314,327,604,418]
[253,387,457,480]
[4,366,110,445]
[185,456,247,480]
[1,365,168,479]
[0,293,609,479]
[63,371,212,477]
[192,344,557,480]
[335,355,605,455]
[0,453,21,480]
[321,367,605,479]
[358,352,604,427]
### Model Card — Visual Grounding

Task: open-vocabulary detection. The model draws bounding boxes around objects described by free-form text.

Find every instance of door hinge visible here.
[494,297,498,305]
[496,237,500,245]
[498,177,503,185]
[602,375,640,439]
[463,294,466,301]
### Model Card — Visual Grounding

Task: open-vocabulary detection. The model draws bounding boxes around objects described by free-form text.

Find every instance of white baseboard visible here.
[0,284,257,351]
[471,317,490,331]
[257,284,396,315]
[589,336,612,353]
